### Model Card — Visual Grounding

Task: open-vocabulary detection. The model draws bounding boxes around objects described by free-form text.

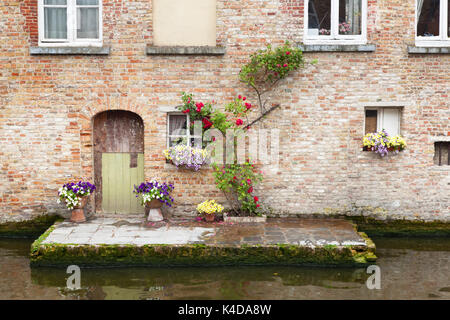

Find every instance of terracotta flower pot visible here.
[70,196,88,223]
[204,213,215,222]
[145,199,164,222]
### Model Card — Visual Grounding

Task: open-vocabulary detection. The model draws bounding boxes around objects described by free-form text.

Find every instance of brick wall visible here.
[0,0,449,223]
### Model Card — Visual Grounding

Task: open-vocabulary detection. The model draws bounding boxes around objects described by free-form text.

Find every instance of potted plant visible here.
[363,130,406,157]
[197,200,224,222]
[133,180,174,222]
[163,144,210,171]
[57,181,96,223]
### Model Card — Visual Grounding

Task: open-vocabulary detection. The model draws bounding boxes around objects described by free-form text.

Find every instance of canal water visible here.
[0,237,449,300]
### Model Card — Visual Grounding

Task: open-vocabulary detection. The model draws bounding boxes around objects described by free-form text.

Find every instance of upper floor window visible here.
[365,108,401,136]
[38,0,102,46]
[304,0,367,44]
[416,0,450,46]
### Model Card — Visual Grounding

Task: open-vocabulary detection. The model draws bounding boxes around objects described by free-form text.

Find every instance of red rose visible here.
[253,196,259,202]
[247,179,252,185]
[236,119,243,126]
[245,102,252,110]
[242,97,246,101]
[182,109,190,114]
[286,51,291,55]
[233,176,237,180]
[238,95,242,100]
[247,186,253,193]
[283,63,288,67]
[196,102,204,112]
[202,118,212,129]
[256,204,260,208]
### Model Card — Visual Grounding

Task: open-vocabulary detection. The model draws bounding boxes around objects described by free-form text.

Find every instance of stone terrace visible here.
[31,216,376,267]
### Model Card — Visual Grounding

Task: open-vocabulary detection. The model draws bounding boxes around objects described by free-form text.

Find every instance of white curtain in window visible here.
[169,115,187,137]
[44,7,67,39]
[417,0,425,21]
[342,0,362,35]
[77,7,99,39]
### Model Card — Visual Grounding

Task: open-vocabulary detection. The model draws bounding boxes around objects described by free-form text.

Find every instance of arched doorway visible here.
[93,110,145,214]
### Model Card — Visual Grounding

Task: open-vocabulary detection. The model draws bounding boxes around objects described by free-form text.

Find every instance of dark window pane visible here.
[339,0,362,35]
[434,142,450,166]
[308,0,331,36]
[417,0,440,37]
[365,110,378,134]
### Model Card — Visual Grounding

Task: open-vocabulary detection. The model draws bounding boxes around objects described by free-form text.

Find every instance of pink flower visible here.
[286,51,291,55]
[247,179,252,185]
[242,97,246,101]
[283,63,288,67]
[247,186,253,193]
[236,119,243,126]
[182,109,190,114]
[238,95,242,100]
[245,102,252,110]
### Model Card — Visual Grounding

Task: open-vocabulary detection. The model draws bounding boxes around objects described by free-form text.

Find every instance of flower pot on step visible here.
[70,196,89,223]
[204,213,215,222]
[145,199,164,222]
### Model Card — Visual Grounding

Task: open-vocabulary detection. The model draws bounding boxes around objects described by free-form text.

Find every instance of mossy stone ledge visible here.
[0,215,61,238]
[30,218,377,267]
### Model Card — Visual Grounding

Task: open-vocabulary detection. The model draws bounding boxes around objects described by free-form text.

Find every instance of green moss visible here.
[0,215,61,238]
[349,216,450,238]
[30,238,377,268]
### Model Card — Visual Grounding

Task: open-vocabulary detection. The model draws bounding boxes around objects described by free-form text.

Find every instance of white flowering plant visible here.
[57,181,96,210]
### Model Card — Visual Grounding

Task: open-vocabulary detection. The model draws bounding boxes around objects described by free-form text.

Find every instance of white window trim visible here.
[304,0,368,45]
[415,0,450,47]
[167,113,203,148]
[364,107,401,136]
[38,0,103,47]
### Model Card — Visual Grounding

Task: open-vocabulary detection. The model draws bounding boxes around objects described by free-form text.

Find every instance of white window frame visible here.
[304,0,367,45]
[415,0,450,47]
[38,0,103,47]
[167,113,203,148]
[364,107,402,136]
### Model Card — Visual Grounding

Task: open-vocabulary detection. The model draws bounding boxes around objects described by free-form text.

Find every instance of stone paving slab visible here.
[41,216,366,247]
[31,216,376,267]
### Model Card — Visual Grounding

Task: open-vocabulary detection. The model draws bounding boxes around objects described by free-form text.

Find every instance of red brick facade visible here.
[1,0,449,223]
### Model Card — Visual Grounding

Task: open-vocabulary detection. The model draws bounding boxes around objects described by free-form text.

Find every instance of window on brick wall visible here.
[153,0,216,46]
[434,142,450,165]
[305,0,367,44]
[38,0,102,46]
[167,114,202,148]
[364,108,401,136]
[416,0,450,46]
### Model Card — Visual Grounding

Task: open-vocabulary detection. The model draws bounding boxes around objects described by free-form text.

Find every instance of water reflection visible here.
[0,238,449,300]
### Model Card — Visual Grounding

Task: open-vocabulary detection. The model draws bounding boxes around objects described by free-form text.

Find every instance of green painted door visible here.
[102,153,145,214]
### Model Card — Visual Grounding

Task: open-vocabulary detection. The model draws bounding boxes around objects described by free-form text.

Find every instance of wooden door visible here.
[93,111,145,214]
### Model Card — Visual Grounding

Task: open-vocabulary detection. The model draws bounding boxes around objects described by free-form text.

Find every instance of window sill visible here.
[298,44,376,52]
[30,46,110,55]
[146,46,226,56]
[407,46,450,54]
